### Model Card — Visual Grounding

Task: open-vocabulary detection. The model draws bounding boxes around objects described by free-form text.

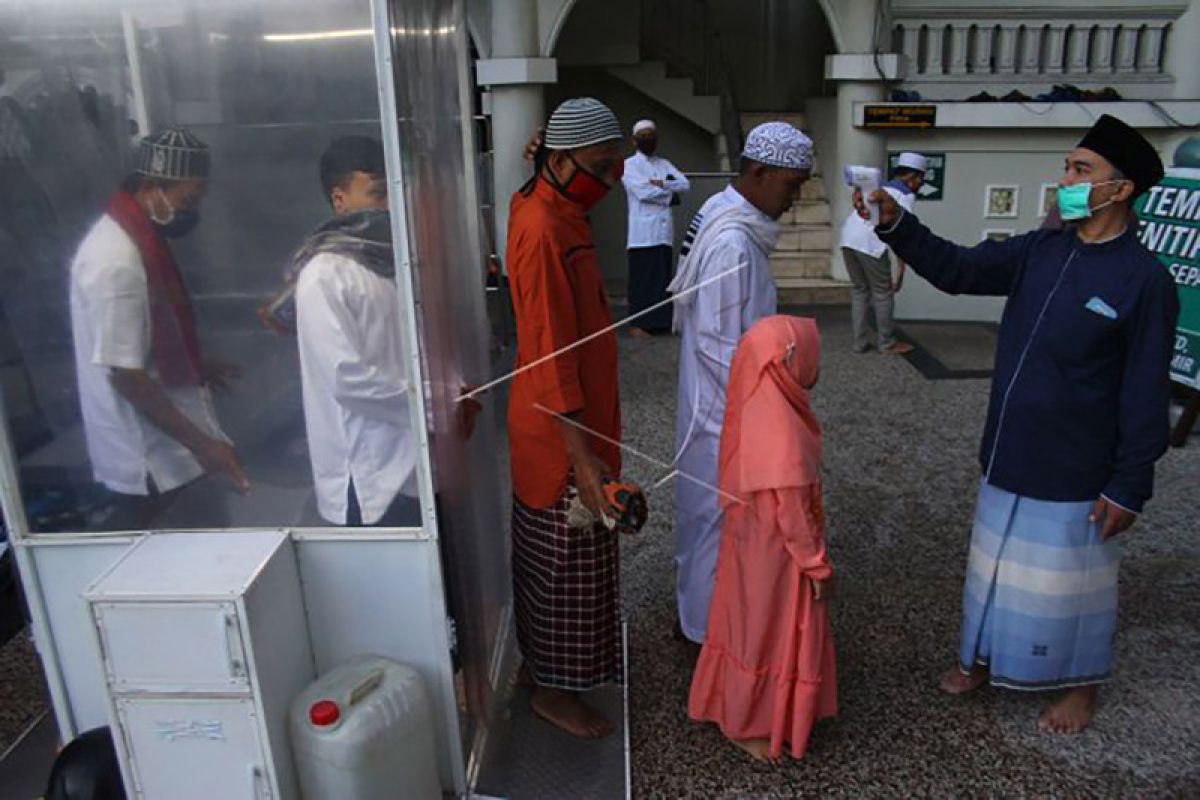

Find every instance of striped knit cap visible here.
[543,98,622,151]
[137,127,210,181]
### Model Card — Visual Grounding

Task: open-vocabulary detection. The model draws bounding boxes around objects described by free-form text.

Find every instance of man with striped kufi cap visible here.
[506,98,644,738]
[69,126,247,530]
[668,120,814,646]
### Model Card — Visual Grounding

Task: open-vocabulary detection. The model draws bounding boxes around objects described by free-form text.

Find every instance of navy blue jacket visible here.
[879,212,1179,512]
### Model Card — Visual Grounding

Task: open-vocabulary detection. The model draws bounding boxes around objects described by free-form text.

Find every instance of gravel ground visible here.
[0,306,1195,797]
[617,307,1200,799]
[0,632,46,756]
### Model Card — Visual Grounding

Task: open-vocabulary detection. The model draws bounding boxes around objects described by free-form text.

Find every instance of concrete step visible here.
[606,62,720,134]
[788,201,833,226]
[776,226,833,253]
[800,176,826,202]
[775,278,852,307]
[770,253,833,280]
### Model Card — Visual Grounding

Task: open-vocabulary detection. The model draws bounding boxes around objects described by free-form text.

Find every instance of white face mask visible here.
[150,186,177,226]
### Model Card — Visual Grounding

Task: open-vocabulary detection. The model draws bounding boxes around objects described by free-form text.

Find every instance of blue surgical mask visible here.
[1057,180,1122,221]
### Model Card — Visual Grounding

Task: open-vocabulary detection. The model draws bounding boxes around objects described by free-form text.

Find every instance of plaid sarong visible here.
[512,492,623,690]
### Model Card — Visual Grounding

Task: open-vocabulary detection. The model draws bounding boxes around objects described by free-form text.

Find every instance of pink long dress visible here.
[688,315,837,760]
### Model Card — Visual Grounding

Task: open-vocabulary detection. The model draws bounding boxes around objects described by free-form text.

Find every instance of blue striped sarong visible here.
[959,482,1121,691]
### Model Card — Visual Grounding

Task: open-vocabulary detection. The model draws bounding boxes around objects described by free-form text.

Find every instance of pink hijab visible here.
[718,315,822,507]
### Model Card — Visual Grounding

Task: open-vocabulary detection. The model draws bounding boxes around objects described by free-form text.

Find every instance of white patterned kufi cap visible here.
[137,127,210,181]
[543,98,623,151]
[741,121,813,171]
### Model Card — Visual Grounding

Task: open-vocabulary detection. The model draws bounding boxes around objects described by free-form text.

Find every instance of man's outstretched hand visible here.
[853,187,904,229]
[1091,497,1137,540]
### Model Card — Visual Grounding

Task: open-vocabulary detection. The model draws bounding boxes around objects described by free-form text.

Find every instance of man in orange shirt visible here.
[506,97,639,739]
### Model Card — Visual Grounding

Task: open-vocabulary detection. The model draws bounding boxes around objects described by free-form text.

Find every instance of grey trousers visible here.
[842,246,897,350]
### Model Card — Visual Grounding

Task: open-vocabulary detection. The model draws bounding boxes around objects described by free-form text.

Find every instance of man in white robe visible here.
[669,122,815,643]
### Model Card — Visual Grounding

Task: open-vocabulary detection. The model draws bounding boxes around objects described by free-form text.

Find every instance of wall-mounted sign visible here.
[1135,169,1200,388]
[865,104,936,129]
[887,151,945,201]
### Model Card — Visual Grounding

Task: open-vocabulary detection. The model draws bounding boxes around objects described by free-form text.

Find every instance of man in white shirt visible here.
[668,121,813,644]
[622,119,690,337]
[293,136,419,526]
[70,128,247,529]
[838,151,928,355]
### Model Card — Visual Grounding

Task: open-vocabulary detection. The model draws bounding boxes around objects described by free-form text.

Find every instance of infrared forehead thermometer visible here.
[844,165,882,225]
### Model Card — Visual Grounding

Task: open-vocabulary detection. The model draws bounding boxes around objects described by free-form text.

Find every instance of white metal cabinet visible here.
[115,697,270,800]
[86,532,314,800]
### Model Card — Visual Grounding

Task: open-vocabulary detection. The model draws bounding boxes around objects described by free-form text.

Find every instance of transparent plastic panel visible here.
[0,0,425,532]
[384,0,511,758]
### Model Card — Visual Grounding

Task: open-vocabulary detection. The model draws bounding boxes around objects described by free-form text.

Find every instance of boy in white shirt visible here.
[293,137,419,526]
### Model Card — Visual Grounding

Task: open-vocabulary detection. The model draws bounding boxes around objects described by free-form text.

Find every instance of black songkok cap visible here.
[1076,114,1164,199]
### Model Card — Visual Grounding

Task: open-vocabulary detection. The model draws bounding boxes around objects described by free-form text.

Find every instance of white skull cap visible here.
[741,121,814,171]
[896,151,929,173]
[633,119,656,135]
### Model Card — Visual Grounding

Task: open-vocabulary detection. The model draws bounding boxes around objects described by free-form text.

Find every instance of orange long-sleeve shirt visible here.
[506,178,621,508]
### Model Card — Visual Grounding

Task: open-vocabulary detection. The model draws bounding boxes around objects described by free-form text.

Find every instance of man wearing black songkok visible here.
[856,114,1179,734]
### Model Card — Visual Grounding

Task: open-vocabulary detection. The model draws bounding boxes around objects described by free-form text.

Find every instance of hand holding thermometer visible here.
[844,165,882,225]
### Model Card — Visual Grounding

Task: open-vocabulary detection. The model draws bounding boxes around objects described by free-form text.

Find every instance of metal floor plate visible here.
[501,683,626,800]
[473,623,630,800]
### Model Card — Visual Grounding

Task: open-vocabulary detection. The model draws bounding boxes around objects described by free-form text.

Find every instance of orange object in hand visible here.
[603,480,647,534]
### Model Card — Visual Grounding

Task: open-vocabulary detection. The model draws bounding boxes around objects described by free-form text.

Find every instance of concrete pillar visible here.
[948,25,970,75]
[1066,25,1090,74]
[1115,26,1140,74]
[1045,26,1067,74]
[1138,25,1166,74]
[821,0,892,281]
[997,25,1019,74]
[486,0,548,265]
[829,80,886,282]
[1019,26,1041,75]
[1092,26,1116,72]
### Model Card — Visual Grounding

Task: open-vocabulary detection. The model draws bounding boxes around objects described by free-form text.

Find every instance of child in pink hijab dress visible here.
[688,315,837,762]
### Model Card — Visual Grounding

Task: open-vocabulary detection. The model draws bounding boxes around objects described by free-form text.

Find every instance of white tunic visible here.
[295,253,417,525]
[838,183,915,258]
[672,186,779,642]
[69,214,228,496]
[622,151,691,249]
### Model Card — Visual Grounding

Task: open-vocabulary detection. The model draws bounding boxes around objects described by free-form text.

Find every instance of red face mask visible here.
[560,153,623,211]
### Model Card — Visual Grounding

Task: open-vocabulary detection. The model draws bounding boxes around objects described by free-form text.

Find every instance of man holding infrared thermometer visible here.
[853,115,1178,735]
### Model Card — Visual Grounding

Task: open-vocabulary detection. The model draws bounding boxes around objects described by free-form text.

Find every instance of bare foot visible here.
[731,738,780,764]
[530,687,614,739]
[940,664,989,695]
[883,341,915,355]
[629,327,653,339]
[1038,686,1097,735]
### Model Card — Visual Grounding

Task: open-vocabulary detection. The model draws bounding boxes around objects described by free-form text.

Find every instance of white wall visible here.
[885,127,1191,322]
[890,0,1189,11]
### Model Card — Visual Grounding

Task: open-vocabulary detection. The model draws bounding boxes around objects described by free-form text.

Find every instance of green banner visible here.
[1134,168,1200,389]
